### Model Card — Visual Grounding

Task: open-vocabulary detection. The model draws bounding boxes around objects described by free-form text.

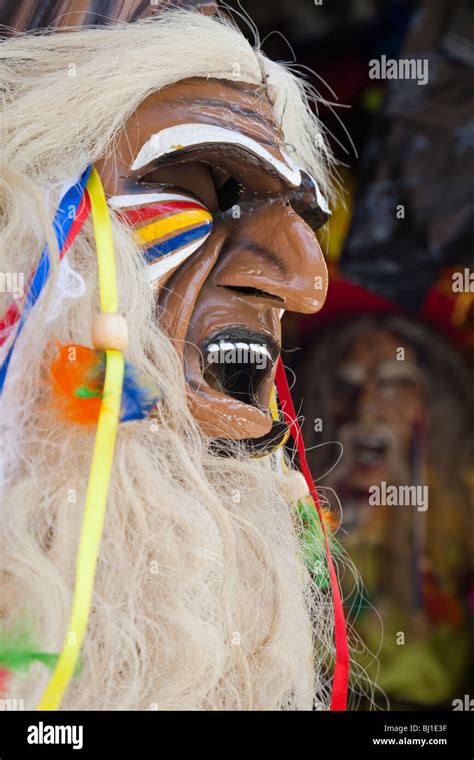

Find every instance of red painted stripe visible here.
[118,200,204,227]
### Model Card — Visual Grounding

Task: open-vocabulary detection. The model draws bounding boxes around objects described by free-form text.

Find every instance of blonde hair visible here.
[0,10,341,710]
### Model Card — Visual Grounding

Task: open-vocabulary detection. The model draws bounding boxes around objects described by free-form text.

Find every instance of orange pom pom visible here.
[50,344,104,425]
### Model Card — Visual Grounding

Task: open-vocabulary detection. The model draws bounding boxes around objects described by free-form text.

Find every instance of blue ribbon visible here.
[0,166,92,395]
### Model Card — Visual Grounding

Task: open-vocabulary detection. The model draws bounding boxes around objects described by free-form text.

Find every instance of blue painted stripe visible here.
[143,221,212,263]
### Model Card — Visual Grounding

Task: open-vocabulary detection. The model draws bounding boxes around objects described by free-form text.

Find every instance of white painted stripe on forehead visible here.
[108,192,206,209]
[130,123,302,187]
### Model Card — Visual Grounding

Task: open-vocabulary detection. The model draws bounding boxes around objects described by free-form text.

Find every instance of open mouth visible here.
[199,326,288,456]
[201,326,279,409]
[352,432,388,467]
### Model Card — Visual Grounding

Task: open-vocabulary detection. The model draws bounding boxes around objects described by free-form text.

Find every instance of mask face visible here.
[96,77,330,445]
[328,329,425,504]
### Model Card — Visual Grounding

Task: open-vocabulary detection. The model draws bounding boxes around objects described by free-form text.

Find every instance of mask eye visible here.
[215,175,244,212]
[137,161,219,210]
[136,161,243,214]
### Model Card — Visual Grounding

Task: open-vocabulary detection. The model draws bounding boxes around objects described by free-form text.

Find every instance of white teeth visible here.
[354,432,387,449]
[248,343,272,360]
[217,341,271,358]
[355,450,380,466]
[205,340,273,368]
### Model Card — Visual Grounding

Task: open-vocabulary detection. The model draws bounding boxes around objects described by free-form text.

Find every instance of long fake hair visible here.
[0,10,346,710]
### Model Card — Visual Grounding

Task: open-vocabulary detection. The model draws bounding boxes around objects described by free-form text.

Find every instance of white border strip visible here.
[130,123,302,187]
[146,235,212,281]
[108,192,206,210]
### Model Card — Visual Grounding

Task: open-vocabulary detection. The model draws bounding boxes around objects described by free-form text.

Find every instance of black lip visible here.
[211,419,290,458]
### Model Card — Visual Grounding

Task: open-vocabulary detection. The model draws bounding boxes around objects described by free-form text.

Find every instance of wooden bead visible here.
[92,312,128,352]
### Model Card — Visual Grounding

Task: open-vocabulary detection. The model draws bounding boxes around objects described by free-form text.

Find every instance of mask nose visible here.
[212,196,328,314]
[357,379,383,423]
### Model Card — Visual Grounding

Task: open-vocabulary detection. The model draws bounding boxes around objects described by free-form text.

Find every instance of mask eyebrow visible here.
[337,363,366,385]
[376,360,424,384]
[130,122,302,187]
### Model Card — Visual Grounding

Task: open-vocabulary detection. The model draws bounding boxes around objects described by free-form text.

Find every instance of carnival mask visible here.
[330,328,426,495]
[96,77,330,449]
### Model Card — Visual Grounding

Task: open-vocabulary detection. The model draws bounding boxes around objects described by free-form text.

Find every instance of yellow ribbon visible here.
[269,385,279,422]
[37,167,124,710]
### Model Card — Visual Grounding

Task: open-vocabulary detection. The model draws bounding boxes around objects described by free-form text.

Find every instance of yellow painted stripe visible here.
[136,208,212,245]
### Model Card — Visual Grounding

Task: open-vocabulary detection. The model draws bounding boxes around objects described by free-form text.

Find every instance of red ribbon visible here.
[275,356,349,710]
[0,191,91,347]
[0,668,10,697]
